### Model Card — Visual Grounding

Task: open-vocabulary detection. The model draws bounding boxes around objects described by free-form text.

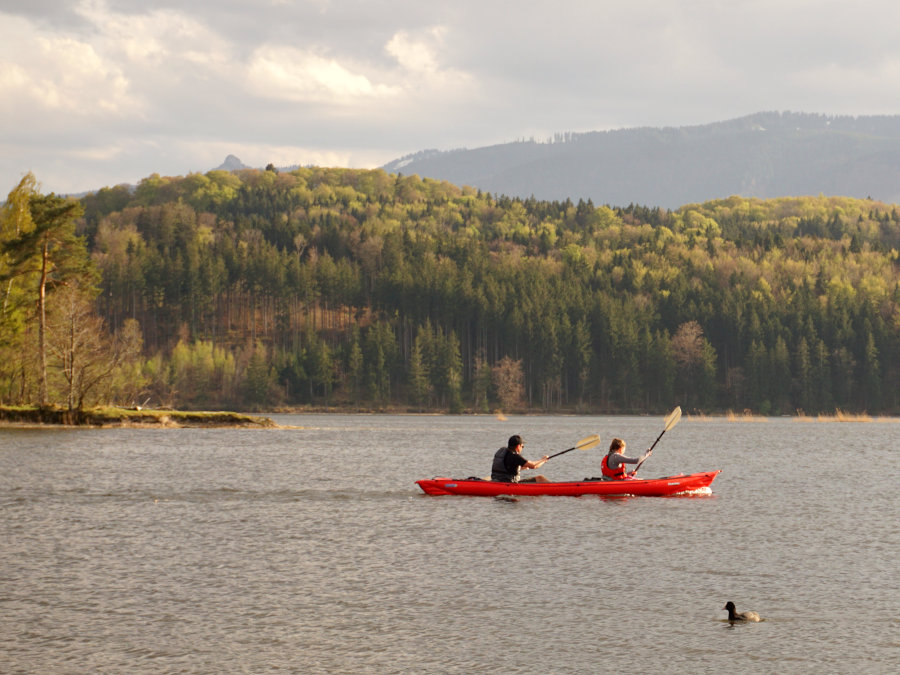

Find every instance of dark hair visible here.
[508,434,523,449]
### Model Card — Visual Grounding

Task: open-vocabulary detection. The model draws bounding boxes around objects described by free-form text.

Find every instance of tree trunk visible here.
[37,240,49,407]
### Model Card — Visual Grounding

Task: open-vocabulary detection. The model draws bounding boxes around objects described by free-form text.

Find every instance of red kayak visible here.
[416,470,721,497]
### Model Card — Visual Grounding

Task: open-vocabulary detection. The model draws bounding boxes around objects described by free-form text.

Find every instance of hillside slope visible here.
[383,112,900,208]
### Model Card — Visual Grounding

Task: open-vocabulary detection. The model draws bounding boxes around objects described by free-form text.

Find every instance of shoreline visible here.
[2,406,893,428]
[0,406,277,429]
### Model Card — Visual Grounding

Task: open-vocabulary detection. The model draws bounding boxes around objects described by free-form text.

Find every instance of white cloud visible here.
[386,28,443,74]
[75,0,230,68]
[383,26,473,102]
[246,46,399,103]
[0,16,137,118]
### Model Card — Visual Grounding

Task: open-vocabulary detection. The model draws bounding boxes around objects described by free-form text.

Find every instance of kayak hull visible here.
[416,470,721,497]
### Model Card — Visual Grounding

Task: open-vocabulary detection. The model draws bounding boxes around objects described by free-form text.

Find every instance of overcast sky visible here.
[3,0,900,195]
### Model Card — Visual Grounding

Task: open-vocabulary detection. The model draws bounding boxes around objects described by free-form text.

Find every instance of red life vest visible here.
[601,454,627,480]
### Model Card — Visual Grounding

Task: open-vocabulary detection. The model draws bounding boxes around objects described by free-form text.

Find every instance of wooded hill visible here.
[384,112,900,209]
[3,166,900,414]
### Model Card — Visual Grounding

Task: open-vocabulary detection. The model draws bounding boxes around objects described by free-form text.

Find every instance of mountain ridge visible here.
[381,111,900,208]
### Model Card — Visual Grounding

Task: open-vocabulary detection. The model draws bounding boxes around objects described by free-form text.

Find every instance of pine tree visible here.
[408,336,430,409]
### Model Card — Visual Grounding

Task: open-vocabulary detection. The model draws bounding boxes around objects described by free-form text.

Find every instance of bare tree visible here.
[671,320,705,367]
[492,356,525,411]
[46,282,138,411]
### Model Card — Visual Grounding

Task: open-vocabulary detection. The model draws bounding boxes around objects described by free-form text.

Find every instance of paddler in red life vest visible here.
[491,434,550,483]
[600,438,652,480]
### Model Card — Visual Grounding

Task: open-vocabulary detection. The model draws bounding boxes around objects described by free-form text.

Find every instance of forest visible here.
[2,166,900,415]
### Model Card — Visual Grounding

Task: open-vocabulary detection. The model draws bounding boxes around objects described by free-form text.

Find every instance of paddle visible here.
[632,406,682,476]
[544,433,602,461]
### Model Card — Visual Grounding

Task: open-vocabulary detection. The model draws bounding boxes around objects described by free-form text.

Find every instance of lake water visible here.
[1,414,897,674]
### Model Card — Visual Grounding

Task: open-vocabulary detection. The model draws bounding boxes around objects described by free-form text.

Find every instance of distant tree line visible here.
[3,166,900,414]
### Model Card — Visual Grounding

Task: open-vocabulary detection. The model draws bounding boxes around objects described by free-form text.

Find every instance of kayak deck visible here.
[416,470,721,497]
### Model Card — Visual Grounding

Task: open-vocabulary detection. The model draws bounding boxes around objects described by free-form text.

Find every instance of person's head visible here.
[508,434,524,452]
[608,438,625,454]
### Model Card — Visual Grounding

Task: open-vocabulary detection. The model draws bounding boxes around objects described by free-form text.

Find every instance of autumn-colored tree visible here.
[45,281,142,411]
[493,356,525,412]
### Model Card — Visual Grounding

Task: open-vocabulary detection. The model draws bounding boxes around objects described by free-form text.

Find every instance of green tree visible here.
[103,318,147,406]
[770,335,791,413]
[347,326,364,404]
[794,337,812,413]
[570,319,592,406]
[434,330,463,412]
[0,175,38,401]
[861,328,881,411]
[32,194,93,405]
[408,333,431,409]
[811,339,832,413]
[365,321,397,403]
[242,340,275,409]
[472,350,493,413]
[41,169,900,414]
[309,335,335,402]
[1,178,94,406]
[671,321,717,410]
[648,329,676,410]
[832,346,856,409]
[746,340,767,412]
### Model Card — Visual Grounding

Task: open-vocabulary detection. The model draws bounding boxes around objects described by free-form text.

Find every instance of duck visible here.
[723,601,761,622]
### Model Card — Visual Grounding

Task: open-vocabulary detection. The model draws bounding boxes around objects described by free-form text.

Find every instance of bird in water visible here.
[723,601,761,623]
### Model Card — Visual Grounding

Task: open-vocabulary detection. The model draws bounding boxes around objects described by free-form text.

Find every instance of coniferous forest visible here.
[3,166,900,415]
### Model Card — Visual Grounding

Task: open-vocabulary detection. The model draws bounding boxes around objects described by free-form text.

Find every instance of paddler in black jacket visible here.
[491,434,550,482]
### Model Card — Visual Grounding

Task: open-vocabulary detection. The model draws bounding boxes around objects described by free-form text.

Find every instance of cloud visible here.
[246,46,399,104]
[385,26,473,96]
[245,25,472,108]
[4,0,900,194]
[75,1,232,69]
[0,15,137,120]
[386,28,443,74]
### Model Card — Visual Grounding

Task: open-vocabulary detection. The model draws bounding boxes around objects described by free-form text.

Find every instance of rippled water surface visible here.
[1,415,898,674]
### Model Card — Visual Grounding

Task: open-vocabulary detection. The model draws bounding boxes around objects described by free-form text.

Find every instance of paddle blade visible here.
[634,408,681,476]
[545,434,602,460]
[574,433,601,451]
[664,406,682,431]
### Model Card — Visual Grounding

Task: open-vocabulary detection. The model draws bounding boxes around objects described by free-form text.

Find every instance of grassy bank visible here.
[0,405,277,428]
